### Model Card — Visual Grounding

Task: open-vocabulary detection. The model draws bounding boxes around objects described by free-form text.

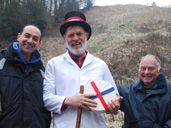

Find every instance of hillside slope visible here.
[40,4,171,81]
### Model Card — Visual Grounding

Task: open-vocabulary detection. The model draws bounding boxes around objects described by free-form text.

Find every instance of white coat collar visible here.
[63,50,94,69]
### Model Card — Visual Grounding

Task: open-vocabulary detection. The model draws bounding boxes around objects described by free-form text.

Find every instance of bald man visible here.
[0,25,51,128]
[117,54,171,128]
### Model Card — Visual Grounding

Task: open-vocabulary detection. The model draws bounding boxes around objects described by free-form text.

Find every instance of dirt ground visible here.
[50,117,124,128]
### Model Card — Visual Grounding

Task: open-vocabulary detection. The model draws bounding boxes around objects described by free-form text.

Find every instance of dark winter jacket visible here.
[0,42,51,128]
[117,73,171,128]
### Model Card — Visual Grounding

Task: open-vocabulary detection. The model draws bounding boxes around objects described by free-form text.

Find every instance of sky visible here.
[94,0,171,7]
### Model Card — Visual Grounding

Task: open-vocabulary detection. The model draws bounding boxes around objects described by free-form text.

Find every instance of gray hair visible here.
[139,54,161,71]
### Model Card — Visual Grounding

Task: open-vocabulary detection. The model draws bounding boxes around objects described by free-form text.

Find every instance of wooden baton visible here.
[76,85,84,128]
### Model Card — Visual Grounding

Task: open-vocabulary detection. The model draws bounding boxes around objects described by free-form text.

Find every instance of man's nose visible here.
[28,37,33,43]
[73,34,79,40]
[144,69,149,73]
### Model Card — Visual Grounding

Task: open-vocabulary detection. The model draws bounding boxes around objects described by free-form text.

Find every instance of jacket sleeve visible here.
[43,60,66,114]
[163,120,171,128]
[164,82,171,128]
[0,57,6,113]
[152,122,171,128]
[116,85,125,111]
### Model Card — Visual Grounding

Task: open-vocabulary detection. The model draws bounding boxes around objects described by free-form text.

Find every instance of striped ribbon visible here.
[90,81,109,110]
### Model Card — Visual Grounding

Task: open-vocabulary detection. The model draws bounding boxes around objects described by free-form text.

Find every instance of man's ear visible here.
[86,32,89,39]
[17,33,20,41]
[159,68,162,73]
[38,41,42,47]
[63,35,66,41]
[36,41,42,49]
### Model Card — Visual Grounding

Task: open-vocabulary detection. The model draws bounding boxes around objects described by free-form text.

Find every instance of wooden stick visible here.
[76,85,84,128]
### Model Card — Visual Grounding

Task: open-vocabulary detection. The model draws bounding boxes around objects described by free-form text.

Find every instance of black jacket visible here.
[0,43,51,128]
[117,73,171,128]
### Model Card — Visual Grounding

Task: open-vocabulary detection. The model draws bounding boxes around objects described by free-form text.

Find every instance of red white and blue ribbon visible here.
[89,81,115,110]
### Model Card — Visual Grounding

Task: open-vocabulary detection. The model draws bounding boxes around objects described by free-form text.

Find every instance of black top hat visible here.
[60,11,92,40]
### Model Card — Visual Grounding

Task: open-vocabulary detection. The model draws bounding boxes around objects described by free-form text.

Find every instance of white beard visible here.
[66,38,87,56]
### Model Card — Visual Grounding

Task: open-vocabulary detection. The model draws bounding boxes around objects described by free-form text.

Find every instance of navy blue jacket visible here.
[0,43,51,128]
[117,73,171,128]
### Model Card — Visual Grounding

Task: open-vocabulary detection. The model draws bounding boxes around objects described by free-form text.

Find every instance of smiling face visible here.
[139,56,161,86]
[64,26,89,58]
[17,25,41,61]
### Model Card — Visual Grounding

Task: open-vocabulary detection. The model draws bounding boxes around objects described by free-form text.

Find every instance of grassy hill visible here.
[87,5,171,81]
[40,4,171,81]
[0,4,168,82]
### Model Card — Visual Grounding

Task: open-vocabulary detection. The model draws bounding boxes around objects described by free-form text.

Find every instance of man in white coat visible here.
[43,11,122,128]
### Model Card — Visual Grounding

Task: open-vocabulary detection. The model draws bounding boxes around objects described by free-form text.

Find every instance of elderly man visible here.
[0,25,51,128]
[43,11,122,128]
[117,54,171,128]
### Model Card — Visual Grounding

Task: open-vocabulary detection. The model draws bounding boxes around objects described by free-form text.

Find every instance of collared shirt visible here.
[68,50,88,68]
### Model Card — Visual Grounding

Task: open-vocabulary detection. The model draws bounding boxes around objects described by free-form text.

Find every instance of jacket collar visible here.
[134,72,167,94]
[13,42,41,64]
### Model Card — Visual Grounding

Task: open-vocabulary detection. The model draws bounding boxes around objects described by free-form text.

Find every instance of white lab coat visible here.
[43,51,119,128]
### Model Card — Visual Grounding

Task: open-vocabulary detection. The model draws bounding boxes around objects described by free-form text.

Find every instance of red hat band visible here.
[65,16,84,22]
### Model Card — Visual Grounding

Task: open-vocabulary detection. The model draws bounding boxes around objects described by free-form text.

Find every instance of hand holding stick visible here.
[76,85,84,128]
